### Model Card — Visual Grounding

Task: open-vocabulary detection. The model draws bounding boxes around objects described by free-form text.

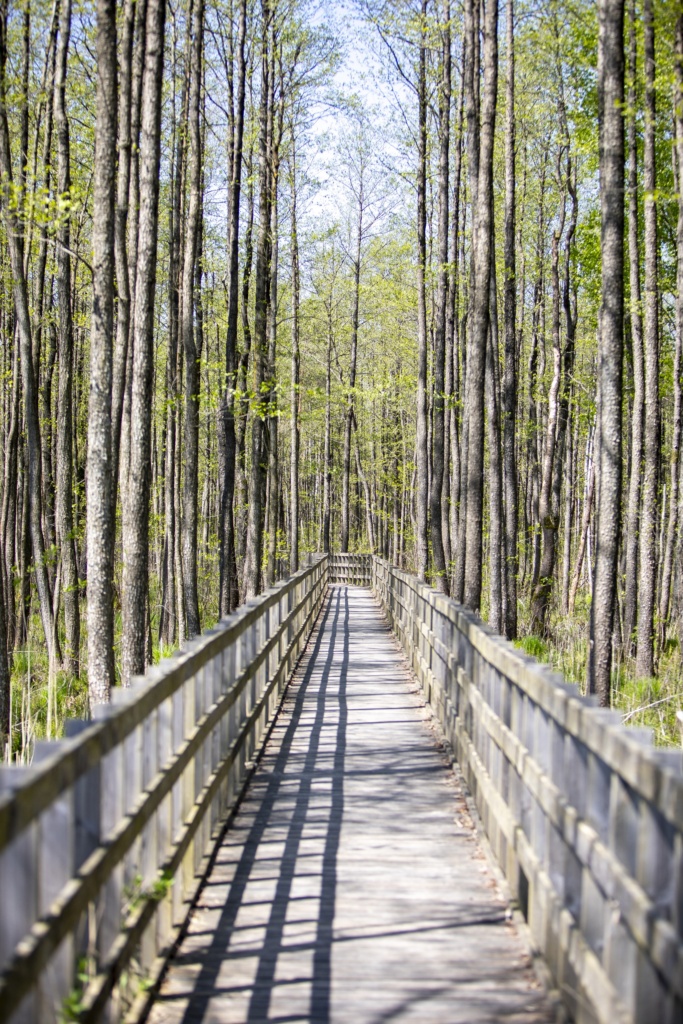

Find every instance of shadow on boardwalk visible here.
[149,587,554,1024]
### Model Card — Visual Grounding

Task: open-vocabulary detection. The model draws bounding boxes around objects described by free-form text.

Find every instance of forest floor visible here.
[514,591,683,748]
[5,587,683,761]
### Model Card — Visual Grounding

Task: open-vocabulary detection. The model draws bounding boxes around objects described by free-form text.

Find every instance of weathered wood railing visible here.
[328,553,371,585]
[372,557,683,1024]
[0,555,328,1024]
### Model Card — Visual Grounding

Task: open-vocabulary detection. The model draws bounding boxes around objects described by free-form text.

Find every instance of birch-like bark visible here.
[0,4,57,666]
[85,0,118,703]
[245,0,273,598]
[487,253,503,632]
[590,0,625,705]
[289,141,301,572]
[54,0,80,676]
[464,0,499,612]
[415,0,429,580]
[530,153,566,635]
[430,1,451,594]
[341,186,363,554]
[218,0,246,614]
[502,0,518,638]
[122,0,166,681]
[635,0,659,680]
[622,0,644,653]
[659,17,683,640]
[181,0,204,638]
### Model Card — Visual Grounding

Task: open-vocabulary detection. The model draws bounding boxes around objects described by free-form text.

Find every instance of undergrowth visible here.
[6,578,683,760]
[515,591,683,747]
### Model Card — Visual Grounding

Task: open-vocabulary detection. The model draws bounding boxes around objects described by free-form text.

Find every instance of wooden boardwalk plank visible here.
[148,586,555,1024]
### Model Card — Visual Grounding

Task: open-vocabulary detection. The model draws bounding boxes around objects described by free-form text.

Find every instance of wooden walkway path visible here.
[148,586,555,1024]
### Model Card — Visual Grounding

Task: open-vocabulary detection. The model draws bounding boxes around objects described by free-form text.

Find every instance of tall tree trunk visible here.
[570,430,596,615]
[160,18,184,647]
[415,0,429,580]
[590,0,625,705]
[464,0,499,612]
[266,102,282,587]
[122,0,166,681]
[236,151,255,579]
[635,0,658,680]
[111,0,141,500]
[562,404,578,614]
[502,0,518,638]
[447,92,463,584]
[430,1,451,594]
[181,0,204,638]
[245,0,273,598]
[85,0,118,703]
[118,0,149,509]
[487,252,503,632]
[0,560,8,746]
[0,3,57,666]
[218,0,246,614]
[323,309,332,553]
[622,0,644,654]
[289,140,301,572]
[530,155,566,635]
[1,333,19,650]
[659,21,683,642]
[54,0,80,677]
[342,189,363,555]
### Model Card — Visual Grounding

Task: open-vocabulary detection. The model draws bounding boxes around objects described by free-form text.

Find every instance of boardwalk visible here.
[149,586,555,1024]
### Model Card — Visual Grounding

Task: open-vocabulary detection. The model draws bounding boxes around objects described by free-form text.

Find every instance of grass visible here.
[514,591,683,747]
[7,650,89,762]
[7,576,683,760]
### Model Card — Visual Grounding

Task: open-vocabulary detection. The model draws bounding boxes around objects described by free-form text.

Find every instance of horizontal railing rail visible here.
[327,552,372,585]
[372,556,683,1024]
[0,555,328,1024]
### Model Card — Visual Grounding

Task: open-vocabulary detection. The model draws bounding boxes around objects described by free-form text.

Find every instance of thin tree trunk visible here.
[659,20,683,641]
[111,0,141,501]
[464,0,499,612]
[342,192,363,555]
[181,0,204,638]
[562,402,578,614]
[569,433,596,615]
[323,311,332,553]
[54,0,80,678]
[0,4,57,667]
[122,0,166,681]
[622,0,644,654]
[245,1,273,598]
[502,0,517,638]
[266,106,282,587]
[635,0,658,680]
[218,0,246,614]
[236,151,255,579]
[430,1,451,594]
[530,153,566,634]
[289,140,301,573]
[354,428,375,553]
[85,0,118,703]
[415,0,429,581]
[487,254,503,632]
[160,18,184,647]
[590,0,625,704]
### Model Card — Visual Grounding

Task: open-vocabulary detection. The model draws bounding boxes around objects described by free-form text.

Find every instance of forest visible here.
[0,0,680,758]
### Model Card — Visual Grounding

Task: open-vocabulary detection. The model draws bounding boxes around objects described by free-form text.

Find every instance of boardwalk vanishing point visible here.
[148,586,555,1023]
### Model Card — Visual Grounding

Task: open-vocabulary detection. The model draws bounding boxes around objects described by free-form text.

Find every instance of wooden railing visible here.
[328,553,372,585]
[0,555,328,1024]
[372,557,683,1024]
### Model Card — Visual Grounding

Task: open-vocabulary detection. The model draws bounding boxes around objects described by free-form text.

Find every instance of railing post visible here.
[94,701,123,1012]
[0,767,39,1024]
